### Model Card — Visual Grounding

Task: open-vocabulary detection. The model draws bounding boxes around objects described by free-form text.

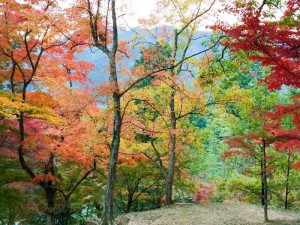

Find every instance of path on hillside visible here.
[115,203,300,225]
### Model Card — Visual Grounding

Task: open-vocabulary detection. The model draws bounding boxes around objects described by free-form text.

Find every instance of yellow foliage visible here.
[0,91,62,124]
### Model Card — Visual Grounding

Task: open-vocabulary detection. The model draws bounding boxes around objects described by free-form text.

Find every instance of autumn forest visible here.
[0,0,299,224]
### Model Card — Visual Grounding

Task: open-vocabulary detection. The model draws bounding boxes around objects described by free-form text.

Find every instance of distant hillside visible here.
[75,26,211,85]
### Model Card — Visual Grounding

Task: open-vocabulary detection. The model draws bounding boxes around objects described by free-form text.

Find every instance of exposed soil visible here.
[115,203,300,225]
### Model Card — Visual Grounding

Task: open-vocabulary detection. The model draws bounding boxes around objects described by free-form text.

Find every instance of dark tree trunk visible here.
[260,158,264,206]
[46,212,55,225]
[126,193,133,213]
[101,1,120,223]
[8,215,14,225]
[262,140,268,222]
[102,81,121,225]
[165,145,175,205]
[18,112,35,179]
[285,150,291,210]
[95,202,103,218]
[165,29,178,206]
[102,94,121,225]
[45,187,56,225]
[165,91,176,205]
[56,208,70,225]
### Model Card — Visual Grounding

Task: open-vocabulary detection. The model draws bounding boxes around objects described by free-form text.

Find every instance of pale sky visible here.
[121,0,158,28]
[61,0,158,28]
[61,0,235,30]
[120,0,236,30]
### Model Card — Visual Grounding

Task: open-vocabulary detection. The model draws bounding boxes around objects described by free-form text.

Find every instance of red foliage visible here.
[32,174,61,186]
[291,161,300,170]
[214,0,300,90]
[264,95,300,153]
[215,0,300,170]
[117,153,149,166]
[8,181,35,191]
[267,95,300,129]
[192,182,215,204]
[221,150,245,159]
[223,133,263,159]
[0,147,18,159]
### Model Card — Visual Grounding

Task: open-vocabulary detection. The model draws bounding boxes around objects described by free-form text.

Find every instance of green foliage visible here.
[198,116,234,181]
[0,156,39,224]
[134,41,172,74]
[114,161,164,213]
[196,38,291,210]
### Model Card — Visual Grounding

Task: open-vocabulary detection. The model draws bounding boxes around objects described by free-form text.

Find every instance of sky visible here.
[61,0,158,28]
[61,0,235,30]
[120,0,236,30]
[120,0,158,27]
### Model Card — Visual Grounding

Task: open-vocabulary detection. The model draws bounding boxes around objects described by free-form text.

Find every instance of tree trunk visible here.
[45,187,56,225]
[285,150,291,210]
[18,113,35,179]
[101,91,121,225]
[8,214,14,225]
[56,208,70,225]
[165,90,176,205]
[46,213,55,225]
[95,202,103,218]
[101,0,119,224]
[165,29,178,206]
[165,143,175,205]
[262,140,268,222]
[101,1,120,220]
[260,158,264,206]
[126,193,133,213]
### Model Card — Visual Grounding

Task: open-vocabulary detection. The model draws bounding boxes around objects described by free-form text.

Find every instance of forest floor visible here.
[115,203,300,225]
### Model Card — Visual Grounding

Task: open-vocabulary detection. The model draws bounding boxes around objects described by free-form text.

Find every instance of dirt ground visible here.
[115,203,300,225]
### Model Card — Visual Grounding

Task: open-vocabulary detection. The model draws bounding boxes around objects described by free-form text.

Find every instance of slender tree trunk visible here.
[101,64,120,224]
[165,140,176,205]
[285,150,291,210]
[165,91,176,205]
[100,0,120,223]
[260,158,264,206]
[47,213,54,225]
[18,113,35,178]
[126,193,133,213]
[262,140,268,222]
[95,202,103,218]
[57,208,70,225]
[102,82,121,225]
[45,188,56,225]
[8,214,14,225]
[101,1,120,220]
[165,29,178,206]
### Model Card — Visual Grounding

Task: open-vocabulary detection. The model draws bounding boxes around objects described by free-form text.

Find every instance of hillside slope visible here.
[115,203,300,225]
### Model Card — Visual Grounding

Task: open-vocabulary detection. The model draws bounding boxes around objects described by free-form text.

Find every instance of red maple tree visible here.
[0,1,99,224]
[215,0,300,170]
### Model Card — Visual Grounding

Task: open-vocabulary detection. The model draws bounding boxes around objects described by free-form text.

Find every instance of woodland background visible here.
[0,0,299,225]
